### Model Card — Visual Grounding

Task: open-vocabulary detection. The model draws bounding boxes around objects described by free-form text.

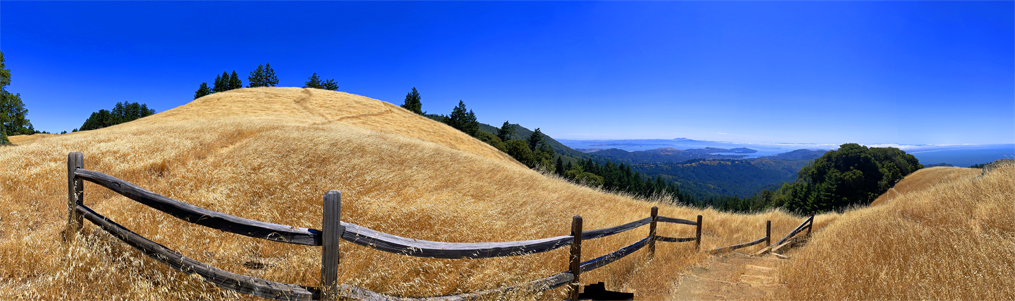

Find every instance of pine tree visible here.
[447,100,478,136]
[220,72,230,90]
[497,121,517,142]
[401,87,423,115]
[212,74,227,93]
[555,157,565,175]
[264,63,278,87]
[528,128,545,150]
[229,71,242,90]
[304,73,339,91]
[194,82,211,99]
[248,65,265,87]
[304,73,322,88]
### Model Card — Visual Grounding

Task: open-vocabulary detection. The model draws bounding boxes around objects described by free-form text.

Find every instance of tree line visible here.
[194,64,339,99]
[79,101,157,131]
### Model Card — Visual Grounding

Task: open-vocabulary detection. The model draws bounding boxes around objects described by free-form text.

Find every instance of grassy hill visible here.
[0,87,811,300]
[778,163,1014,300]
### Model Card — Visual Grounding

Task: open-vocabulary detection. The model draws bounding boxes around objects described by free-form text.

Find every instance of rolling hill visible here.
[0,87,812,300]
[778,162,1014,300]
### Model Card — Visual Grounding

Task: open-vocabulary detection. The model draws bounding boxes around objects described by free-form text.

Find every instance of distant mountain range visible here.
[477,125,830,199]
[590,148,828,199]
[584,147,760,164]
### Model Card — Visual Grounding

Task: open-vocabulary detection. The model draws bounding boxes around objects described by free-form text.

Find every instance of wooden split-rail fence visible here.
[62,152,813,301]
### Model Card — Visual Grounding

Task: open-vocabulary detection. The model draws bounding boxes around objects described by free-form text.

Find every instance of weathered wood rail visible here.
[64,152,717,301]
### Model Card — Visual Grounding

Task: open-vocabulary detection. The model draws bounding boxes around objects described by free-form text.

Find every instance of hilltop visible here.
[0,87,810,300]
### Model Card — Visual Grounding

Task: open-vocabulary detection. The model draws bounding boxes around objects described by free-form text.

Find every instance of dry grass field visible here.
[0,88,811,300]
[778,165,1015,300]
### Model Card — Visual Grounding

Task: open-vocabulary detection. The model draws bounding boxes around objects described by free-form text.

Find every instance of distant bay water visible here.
[557,138,1014,167]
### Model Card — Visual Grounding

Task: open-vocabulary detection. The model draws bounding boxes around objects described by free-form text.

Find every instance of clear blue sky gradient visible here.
[3,1,1012,145]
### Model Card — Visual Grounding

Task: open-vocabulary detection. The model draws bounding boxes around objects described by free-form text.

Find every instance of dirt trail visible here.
[667,251,788,300]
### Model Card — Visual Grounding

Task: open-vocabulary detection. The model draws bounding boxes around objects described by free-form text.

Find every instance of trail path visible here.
[667,251,789,301]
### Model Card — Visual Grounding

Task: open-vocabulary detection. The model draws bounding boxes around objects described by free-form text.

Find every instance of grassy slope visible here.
[779,164,1015,300]
[0,87,811,300]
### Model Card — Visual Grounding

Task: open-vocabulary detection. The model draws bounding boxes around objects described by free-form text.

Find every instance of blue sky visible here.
[3,1,1012,145]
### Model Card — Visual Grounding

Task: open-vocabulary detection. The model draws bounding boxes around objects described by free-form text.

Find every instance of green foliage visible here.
[228,71,243,90]
[248,63,279,88]
[777,143,922,213]
[0,51,34,144]
[533,143,555,170]
[506,139,534,167]
[528,128,544,151]
[194,82,211,99]
[476,131,507,152]
[304,73,338,90]
[80,102,156,131]
[497,121,518,142]
[447,100,479,136]
[634,158,806,201]
[212,72,229,93]
[401,87,423,115]
[563,158,681,200]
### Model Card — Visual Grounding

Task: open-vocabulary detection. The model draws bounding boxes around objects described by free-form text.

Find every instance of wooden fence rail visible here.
[64,152,712,301]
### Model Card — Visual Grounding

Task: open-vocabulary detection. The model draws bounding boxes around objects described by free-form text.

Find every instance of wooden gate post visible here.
[695,215,703,251]
[648,207,658,259]
[66,152,84,235]
[568,216,583,301]
[765,220,771,247]
[321,190,343,300]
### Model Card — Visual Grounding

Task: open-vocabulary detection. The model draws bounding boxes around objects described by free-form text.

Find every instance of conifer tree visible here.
[194,82,211,99]
[228,71,242,90]
[248,65,265,88]
[447,100,478,136]
[401,87,423,115]
[304,73,339,91]
[212,74,222,93]
[528,128,545,150]
[497,121,517,142]
[304,73,322,88]
[264,63,278,87]
[220,72,230,90]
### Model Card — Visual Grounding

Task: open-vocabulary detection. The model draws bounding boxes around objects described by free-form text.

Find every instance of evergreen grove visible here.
[79,102,157,131]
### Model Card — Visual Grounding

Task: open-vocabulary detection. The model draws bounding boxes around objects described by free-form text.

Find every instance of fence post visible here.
[807,213,813,237]
[568,216,583,301]
[695,215,702,251]
[321,190,343,300]
[648,207,658,259]
[766,220,771,247]
[66,152,84,237]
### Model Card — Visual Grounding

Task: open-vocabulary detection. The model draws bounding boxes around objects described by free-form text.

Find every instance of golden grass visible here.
[0,87,833,300]
[778,165,1015,300]
[7,133,58,145]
